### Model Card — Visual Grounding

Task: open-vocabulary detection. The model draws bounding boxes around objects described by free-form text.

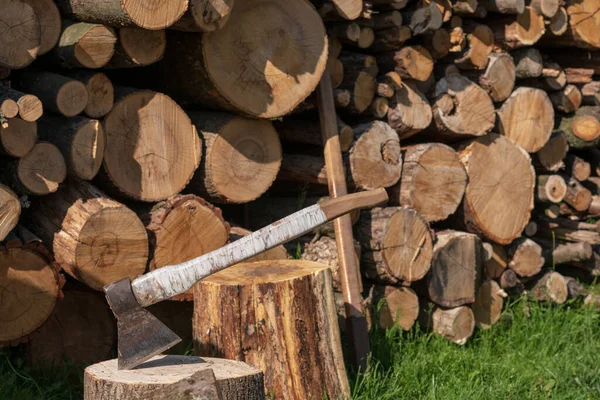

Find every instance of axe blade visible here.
[104,278,182,370]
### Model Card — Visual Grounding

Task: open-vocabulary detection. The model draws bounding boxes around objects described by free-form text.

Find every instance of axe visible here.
[103,188,388,370]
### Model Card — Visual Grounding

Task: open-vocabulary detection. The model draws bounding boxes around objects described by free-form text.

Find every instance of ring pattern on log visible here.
[0,0,40,69]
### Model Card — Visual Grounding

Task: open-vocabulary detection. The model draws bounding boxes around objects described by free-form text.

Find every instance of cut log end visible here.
[82,72,114,119]
[202,0,327,118]
[70,23,118,69]
[508,238,544,278]
[116,28,166,67]
[566,0,600,50]
[535,131,568,172]
[17,142,66,195]
[537,175,567,204]
[472,280,505,329]
[0,246,60,342]
[22,0,61,55]
[376,286,419,331]
[573,115,600,142]
[123,0,189,30]
[0,118,37,158]
[56,80,89,117]
[0,184,20,241]
[529,271,568,304]
[0,0,40,69]
[69,119,106,180]
[431,305,475,345]
[189,0,235,32]
[387,82,432,139]
[103,91,201,202]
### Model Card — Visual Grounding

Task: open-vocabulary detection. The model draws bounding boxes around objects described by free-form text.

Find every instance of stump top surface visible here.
[204,260,329,285]
[85,355,262,384]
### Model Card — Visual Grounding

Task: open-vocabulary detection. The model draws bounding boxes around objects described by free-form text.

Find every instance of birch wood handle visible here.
[131,189,388,307]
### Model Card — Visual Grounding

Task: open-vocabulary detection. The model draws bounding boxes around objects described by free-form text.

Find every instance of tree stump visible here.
[390,143,467,222]
[357,207,433,284]
[84,355,265,400]
[186,112,281,204]
[193,260,350,400]
[458,134,535,244]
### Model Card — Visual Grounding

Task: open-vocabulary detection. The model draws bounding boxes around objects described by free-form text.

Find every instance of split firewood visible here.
[2,142,66,195]
[357,207,433,284]
[49,21,117,69]
[389,143,467,222]
[0,0,40,69]
[425,230,484,308]
[37,116,105,181]
[460,52,515,102]
[16,71,88,117]
[564,68,594,84]
[101,88,201,202]
[62,71,114,118]
[0,237,63,344]
[54,0,189,30]
[144,194,230,301]
[458,134,536,244]
[533,131,568,172]
[496,87,554,153]
[0,118,38,158]
[186,111,281,204]
[139,1,328,119]
[107,28,166,68]
[419,303,475,344]
[528,270,568,303]
[471,280,506,329]
[26,290,116,367]
[193,260,350,400]
[0,86,42,122]
[374,285,419,330]
[387,82,432,139]
[507,237,544,278]
[171,0,234,32]
[536,175,567,204]
[25,179,148,291]
[556,106,600,149]
[483,242,508,279]
[84,356,264,400]
[22,0,62,56]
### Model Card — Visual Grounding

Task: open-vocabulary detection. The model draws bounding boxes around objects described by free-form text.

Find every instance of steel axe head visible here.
[104,278,182,370]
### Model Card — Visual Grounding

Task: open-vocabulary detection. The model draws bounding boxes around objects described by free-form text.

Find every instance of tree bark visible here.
[302,235,360,292]
[50,21,117,69]
[458,134,536,244]
[471,279,505,329]
[106,28,166,68]
[497,87,554,153]
[16,71,88,117]
[2,142,66,195]
[374,285,419,330]
[144,194,230,301]
[506,237,544,277]
[25,179,148,291]
[84,356,265,400]
[0,0,40,69]
[357,207,434,284]
[557,106,600,149]
[193,260,350,400]
[425,230,484,308]
[101,89,201,202]
[0,118,38,158]
[54,0,189,30]
[186,111,281,204]
[536,174,567,203]
[37,116,105,180]
[389,143,467,222]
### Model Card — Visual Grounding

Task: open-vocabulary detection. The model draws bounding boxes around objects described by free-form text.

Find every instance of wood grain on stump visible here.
[102,90,201,202]
[458,134,535,244]
[390,143,467,222]
[193,260,350,400]
[186,112,281,204]
[84,355,265,400]
[357,207,433,283]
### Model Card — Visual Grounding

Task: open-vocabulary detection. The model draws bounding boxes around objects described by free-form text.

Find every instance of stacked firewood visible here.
[0,0,600,379]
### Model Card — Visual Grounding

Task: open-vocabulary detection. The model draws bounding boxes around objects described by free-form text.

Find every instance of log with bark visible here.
[101,89,201,202]
[536,175,567,204]
[63,71,114,119]
[50,21,117,69]
[458,134,536,244]
[419,303,475,344]
[37,116,105,180]
[357,207,434,284]
[507,237,544,277]
[564,154,591,181]
[528,270,568,303]
[556,106,600,149]
[563,177,593,211]
[171,0,235,32]
[387,82,432,139]
[471,279,505,329]
[25,179,148,291]
[54,0,189,30]
[193,260,350,400]
[302,235,360,292]
[185,111,281,204]
[425,230,484,308]
[550,85,583,113]
[0,118,38,158]
[374,285,419,330]
[136,0,328,119]
[533,131,568,172]
[84,356,265,400]
[0,86,42,122]
[459,52,515,102]
[389,143,467,222]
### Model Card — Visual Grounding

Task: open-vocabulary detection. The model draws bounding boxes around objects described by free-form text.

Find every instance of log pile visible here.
[1,0,600,396]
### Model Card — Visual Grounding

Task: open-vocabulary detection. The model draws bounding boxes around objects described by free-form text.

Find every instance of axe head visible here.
[104,278,182,370]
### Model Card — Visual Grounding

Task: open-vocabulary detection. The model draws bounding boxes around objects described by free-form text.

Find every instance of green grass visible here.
[2,298,600,399]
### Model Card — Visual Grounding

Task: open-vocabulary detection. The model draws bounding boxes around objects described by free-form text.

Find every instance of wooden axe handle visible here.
[130,189,387,307]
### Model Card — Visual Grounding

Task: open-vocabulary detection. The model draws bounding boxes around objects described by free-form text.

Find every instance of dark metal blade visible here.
[104,278,182,370]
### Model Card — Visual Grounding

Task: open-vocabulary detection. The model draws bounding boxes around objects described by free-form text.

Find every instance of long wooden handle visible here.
[131,189,387,307]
